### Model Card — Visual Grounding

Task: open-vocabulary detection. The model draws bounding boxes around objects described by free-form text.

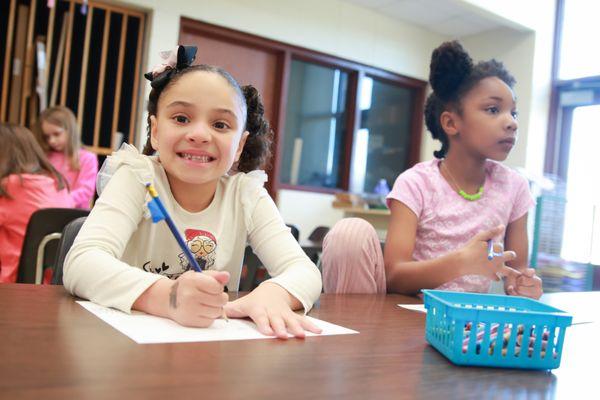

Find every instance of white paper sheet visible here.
[78,301,358,344]
[397,304,427,313]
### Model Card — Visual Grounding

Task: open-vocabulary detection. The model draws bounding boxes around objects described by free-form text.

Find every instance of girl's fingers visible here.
[499,250,517,263]
[499,264,520,286]
[187,291,228,308]
[250,309,274,336]
[299,315,322,334]
[269,314,289,339]
[223,301,246,318]
[283,314,306,338]
[515,285,543,299]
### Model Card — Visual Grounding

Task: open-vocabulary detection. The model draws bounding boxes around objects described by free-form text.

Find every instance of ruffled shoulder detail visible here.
[236,170,269,230]
[96,143,155,196]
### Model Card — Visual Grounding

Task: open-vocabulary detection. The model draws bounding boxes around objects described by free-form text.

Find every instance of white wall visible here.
[116,0,555,240]
[459,0,556,176]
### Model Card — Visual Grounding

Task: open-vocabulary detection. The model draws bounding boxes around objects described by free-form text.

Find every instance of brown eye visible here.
[174,115,189,124]
[214,121,230,130]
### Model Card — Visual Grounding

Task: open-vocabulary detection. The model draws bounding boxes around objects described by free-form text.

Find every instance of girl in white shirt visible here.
[64,46,322,338]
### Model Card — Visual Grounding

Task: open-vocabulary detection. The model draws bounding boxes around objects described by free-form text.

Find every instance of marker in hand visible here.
[487,239,503,260]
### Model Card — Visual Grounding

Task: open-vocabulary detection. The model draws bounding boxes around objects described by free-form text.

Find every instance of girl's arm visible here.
[384,200,467,294]
[504,213,529,271]
[504,213,542,298]
[384,200,517,295]
[70,150,98,208]
[63,166,163,310]
[224,189,322,338]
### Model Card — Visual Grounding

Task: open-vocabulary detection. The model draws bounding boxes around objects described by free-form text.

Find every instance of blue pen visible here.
[146,183,203,272]
[487,239,495,260]
[145,183,228,321]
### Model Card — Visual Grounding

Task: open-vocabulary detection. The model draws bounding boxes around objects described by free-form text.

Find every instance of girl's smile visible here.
[176,149,217,166]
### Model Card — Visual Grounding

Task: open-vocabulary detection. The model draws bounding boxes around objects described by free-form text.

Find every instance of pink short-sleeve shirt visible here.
[386,159,535,293]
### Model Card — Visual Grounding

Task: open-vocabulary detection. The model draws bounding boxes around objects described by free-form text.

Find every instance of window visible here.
[558,0,600,80]
[280,61,424,193]
[538,0,600,288]
[280,60,349,188]
[350,76,414,193]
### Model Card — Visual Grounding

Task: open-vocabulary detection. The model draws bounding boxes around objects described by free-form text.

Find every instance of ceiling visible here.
[339,0,512,37]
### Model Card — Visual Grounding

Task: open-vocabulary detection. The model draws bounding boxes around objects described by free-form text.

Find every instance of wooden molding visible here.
[1,0,17,121]
[93,10,111,147]
[77,7,94,128]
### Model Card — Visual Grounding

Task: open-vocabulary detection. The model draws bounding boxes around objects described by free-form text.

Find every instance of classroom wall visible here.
[117,0,554,241]
[458,0,556,177]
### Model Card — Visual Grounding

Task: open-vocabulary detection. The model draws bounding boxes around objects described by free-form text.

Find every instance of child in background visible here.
[33,106,98,209]
[0,123,74,283]
[63,46,322,337]
[322,41,542,299]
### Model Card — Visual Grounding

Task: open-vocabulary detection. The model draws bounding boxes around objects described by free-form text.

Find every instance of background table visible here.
[1,284,598,399]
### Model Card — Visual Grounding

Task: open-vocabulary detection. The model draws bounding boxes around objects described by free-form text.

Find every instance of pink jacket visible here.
[48,149,98,209]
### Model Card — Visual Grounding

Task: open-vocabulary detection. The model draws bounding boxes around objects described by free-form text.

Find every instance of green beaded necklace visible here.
[442,161,484,201]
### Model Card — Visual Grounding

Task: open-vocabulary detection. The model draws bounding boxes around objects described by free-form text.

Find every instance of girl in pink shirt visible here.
[0,124,74,283]
[322,41,542,299]
[33,106,98,209]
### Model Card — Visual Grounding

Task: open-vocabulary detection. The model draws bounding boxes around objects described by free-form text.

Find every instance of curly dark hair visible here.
[141,65,272,172]
[424,41,516,158]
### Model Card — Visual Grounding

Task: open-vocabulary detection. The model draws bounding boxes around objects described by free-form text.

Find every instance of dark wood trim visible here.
[60,1,75,107]
[179,18,427,89]
[408,85,426,167]
[1,0,16,122]
[270,50,291,200]
[544,0,565,175]
[178,18,427,195]
[129,13,145,146]
[341,70,361,190]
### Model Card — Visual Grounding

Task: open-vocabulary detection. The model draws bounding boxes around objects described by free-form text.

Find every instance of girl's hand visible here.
[224,282,322,339]
[459,225,520,281]
[505,268,543,299]
[167,270,230,327]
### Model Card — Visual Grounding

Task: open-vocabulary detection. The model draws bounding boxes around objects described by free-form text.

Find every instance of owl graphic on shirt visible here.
[178,229,217,272]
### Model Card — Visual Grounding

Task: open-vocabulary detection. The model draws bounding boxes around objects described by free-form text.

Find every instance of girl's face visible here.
[150,71,248,190]
[41,121,69,152]
[446,76,518,161]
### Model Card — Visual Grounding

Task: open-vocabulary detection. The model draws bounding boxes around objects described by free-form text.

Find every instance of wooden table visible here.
[1,284,598,400]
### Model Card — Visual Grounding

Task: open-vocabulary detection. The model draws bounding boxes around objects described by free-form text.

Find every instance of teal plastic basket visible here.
[422,290,572,370]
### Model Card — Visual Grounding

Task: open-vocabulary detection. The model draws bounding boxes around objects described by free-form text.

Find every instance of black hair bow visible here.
[144,45,197,89]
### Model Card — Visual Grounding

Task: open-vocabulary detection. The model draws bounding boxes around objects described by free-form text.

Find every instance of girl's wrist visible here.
[133,278,173,318]
[449,249,468,276]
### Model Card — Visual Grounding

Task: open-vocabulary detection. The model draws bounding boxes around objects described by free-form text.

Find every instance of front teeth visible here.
[181,153,212,162]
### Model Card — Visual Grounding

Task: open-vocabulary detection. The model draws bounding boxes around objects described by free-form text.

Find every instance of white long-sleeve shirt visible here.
[63,145,322,313]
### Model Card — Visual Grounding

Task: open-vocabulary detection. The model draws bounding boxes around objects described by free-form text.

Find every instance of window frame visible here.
[545,0,600,179]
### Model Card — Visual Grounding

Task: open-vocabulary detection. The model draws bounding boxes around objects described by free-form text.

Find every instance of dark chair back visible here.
[17,208,89,284]
[52,216,88,285]
[308,226,330,242]
[287,224,300,241]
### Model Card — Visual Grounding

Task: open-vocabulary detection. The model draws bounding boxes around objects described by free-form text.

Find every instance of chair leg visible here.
[35,233,61,284]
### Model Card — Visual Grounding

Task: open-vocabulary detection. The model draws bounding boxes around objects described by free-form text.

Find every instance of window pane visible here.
[280,60,348,189]
[350,76,413,194]
[561,105,600,264]
[559,0,600,79]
